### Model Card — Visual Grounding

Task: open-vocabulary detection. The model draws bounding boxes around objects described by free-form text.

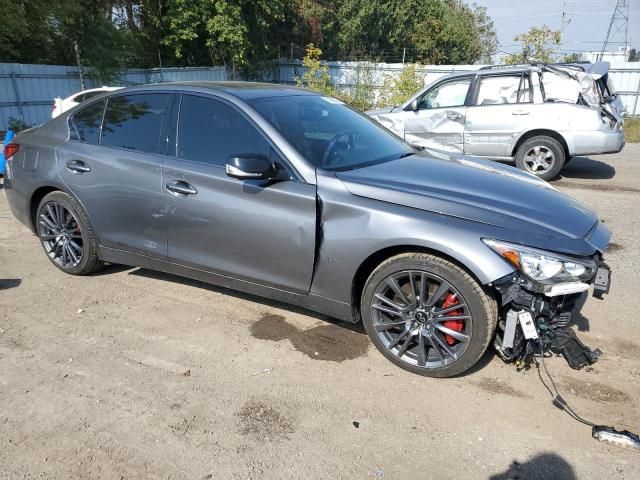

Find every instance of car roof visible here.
[119,81,318,100]
[424,66,535,84]
[78,86,121,93]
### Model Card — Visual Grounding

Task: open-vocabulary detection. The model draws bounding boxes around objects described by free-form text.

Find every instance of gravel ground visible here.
[1,146,639,479]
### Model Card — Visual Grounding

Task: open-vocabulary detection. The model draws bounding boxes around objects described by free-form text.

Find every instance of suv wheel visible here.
[515,136,565,181]
[361,253,497,377]
[36,191,103,275]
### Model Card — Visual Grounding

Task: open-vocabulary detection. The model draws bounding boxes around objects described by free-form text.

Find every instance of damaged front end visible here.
[486,239,611,370]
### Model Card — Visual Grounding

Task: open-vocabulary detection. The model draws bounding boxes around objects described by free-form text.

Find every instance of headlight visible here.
[483,239,596,285]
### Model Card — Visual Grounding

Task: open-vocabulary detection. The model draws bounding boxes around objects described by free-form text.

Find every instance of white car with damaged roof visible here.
[367,62,624,181]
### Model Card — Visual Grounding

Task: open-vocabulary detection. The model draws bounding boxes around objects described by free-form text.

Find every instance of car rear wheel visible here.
[515,136,565,181]
[36,191,103,275]
[361,253,497,377]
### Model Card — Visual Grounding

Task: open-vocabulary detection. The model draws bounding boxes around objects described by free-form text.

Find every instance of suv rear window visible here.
[100,93,169,154]
[69,100,105,144]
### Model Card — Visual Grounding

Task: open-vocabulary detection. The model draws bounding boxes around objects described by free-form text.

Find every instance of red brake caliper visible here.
[441,293,464,345]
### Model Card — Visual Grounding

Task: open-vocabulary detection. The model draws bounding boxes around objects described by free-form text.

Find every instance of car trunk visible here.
[542,63,622,116]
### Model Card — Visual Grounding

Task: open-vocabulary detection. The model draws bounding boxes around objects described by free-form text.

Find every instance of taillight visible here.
[4,143,19,159]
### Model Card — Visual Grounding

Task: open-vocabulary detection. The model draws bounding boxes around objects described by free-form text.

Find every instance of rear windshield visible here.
[597,74,617,100]
[248,95,412,171]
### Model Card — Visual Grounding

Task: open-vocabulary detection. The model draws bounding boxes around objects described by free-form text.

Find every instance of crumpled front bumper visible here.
[492,252,610,369]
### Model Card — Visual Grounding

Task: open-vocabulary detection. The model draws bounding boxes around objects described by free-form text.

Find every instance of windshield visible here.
[248,95,413,171]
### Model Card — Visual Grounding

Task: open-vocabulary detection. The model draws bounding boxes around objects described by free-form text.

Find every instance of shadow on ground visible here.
[556,156,615,181]
[125,267,498,374]
[570,291,590,332]
[75,263,506,374]
[0,278,21,290]
[490,453,576,480]
[128,267,365,334]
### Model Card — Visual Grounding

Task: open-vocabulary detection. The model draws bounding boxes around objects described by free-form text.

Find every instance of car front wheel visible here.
[361,253,497,377]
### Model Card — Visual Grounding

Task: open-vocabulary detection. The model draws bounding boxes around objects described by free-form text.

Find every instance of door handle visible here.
[166,180,198,196]
[512,109,530,115]
[446,111,463,121]
[66,160,91,173]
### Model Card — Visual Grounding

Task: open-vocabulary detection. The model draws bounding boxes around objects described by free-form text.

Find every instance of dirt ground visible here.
[1,146,640,480]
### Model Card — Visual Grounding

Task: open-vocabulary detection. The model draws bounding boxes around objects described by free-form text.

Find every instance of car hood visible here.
[367,106,403,116]
[335,149,600,240]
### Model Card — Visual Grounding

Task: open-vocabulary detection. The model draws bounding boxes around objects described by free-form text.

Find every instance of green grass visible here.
[624,116,640,143]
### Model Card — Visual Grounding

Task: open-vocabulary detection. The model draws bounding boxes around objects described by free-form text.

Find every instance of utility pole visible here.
[599,0,630,61]
[560,1,572,36]
[74,41,85,90]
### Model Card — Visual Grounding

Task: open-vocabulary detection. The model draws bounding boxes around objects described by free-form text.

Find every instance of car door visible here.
[58,92,171,258]
[401,76,473,152]
[162,93,317,293]
[464,73,533,157]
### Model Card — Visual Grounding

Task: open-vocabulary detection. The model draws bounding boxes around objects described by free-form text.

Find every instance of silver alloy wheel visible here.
[371,270,472,369]
[523,145,555,173]
[38,201,84,269]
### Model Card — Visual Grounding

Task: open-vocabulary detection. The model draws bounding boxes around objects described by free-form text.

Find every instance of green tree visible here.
[295,43,335,96]
[472,4,497,64]
[0,0,500,73]
[161,0,289,68]
[505,25,561,64]
[0,0,133,79]
[562,53,581,63]
[379,64,424,107]
[332,0,495,64]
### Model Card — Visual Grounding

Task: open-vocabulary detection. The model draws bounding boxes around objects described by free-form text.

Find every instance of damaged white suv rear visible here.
[368,62,625,181]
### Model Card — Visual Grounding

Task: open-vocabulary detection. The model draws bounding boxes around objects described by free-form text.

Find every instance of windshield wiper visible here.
[396,152,417,159]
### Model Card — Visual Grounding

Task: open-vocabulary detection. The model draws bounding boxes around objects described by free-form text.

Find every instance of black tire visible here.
[36,191,103,275]
[515,135,565,181]
[361,253,497,378]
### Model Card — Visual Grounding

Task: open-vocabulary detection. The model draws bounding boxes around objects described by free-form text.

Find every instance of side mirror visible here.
[225,155,276,180]
[410,99,419,111]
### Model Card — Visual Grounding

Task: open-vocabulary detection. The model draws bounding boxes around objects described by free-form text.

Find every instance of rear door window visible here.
[177,95,271,166]
[69,100,105,144]
[476,74,531,105]
[101,93,170,154]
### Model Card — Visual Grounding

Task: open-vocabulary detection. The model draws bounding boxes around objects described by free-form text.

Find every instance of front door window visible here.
[418,78,472,109]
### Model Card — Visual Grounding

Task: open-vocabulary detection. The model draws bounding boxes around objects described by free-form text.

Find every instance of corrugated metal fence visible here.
[2,61,639,130]
[0,64,228,130]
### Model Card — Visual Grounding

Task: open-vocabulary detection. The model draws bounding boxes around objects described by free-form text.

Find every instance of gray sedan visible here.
[2,82,611,377]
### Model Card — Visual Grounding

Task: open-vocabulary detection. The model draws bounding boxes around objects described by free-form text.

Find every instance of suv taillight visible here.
[4,143,19,159]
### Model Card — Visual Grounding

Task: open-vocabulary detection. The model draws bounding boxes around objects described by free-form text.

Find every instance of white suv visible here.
[368,62,624,181]
[52,87,122,119]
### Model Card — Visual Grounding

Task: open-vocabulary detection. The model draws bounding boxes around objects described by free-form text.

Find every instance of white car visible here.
[52,87,122,118]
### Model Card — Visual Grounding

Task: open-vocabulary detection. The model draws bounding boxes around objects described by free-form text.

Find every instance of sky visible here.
[468,0,640,55]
